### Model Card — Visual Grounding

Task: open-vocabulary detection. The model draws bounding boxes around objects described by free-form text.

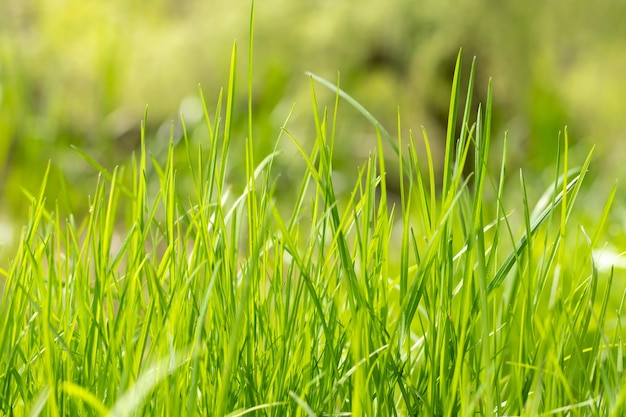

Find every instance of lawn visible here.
[1,3,625,416]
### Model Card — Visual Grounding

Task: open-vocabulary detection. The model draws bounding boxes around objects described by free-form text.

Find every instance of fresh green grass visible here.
[1,13,626,416]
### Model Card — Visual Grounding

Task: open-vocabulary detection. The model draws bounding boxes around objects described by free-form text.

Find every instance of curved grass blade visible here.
[488,162,591,294]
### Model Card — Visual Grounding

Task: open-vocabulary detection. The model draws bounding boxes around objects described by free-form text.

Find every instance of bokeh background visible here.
[2,0,626,257]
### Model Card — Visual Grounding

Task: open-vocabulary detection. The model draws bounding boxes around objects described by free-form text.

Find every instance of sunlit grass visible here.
[1,11,625,415]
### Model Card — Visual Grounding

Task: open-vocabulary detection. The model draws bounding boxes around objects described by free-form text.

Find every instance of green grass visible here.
[1,12,625,416]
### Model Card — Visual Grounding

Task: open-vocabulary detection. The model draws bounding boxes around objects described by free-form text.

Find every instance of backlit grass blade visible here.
[488,164,589,294]
[305,71,398,156]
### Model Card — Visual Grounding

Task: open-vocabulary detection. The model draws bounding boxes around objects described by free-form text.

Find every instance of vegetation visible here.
[1,3,626,416]
[2,0,626,220]
[2,28,626,416]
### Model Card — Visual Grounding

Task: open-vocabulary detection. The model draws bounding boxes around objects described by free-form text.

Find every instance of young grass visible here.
[1,11,625,416]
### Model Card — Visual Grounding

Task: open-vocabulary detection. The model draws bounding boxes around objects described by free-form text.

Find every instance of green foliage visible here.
[0,25,625,415]
[3,0,626,223]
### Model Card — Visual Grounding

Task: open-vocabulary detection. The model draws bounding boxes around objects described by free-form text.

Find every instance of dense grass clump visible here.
[1,34,625,417]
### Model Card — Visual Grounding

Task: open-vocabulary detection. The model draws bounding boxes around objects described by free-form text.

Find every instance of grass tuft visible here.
[0,35,624,417]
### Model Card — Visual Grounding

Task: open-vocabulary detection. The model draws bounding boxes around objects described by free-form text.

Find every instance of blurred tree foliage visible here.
[1,0,626,230]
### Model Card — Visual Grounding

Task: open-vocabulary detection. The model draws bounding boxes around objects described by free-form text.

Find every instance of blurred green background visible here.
[2,0,626,254]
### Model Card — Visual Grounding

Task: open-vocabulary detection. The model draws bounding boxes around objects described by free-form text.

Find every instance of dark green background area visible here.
[1,0,626,251]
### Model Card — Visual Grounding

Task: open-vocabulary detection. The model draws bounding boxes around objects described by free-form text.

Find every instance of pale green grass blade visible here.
[289,391,318,417]
[60,382,109,416]
[225,402,288,417]
[488,168,586,293]
[305,71,398,155]
[106,349,193,417]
